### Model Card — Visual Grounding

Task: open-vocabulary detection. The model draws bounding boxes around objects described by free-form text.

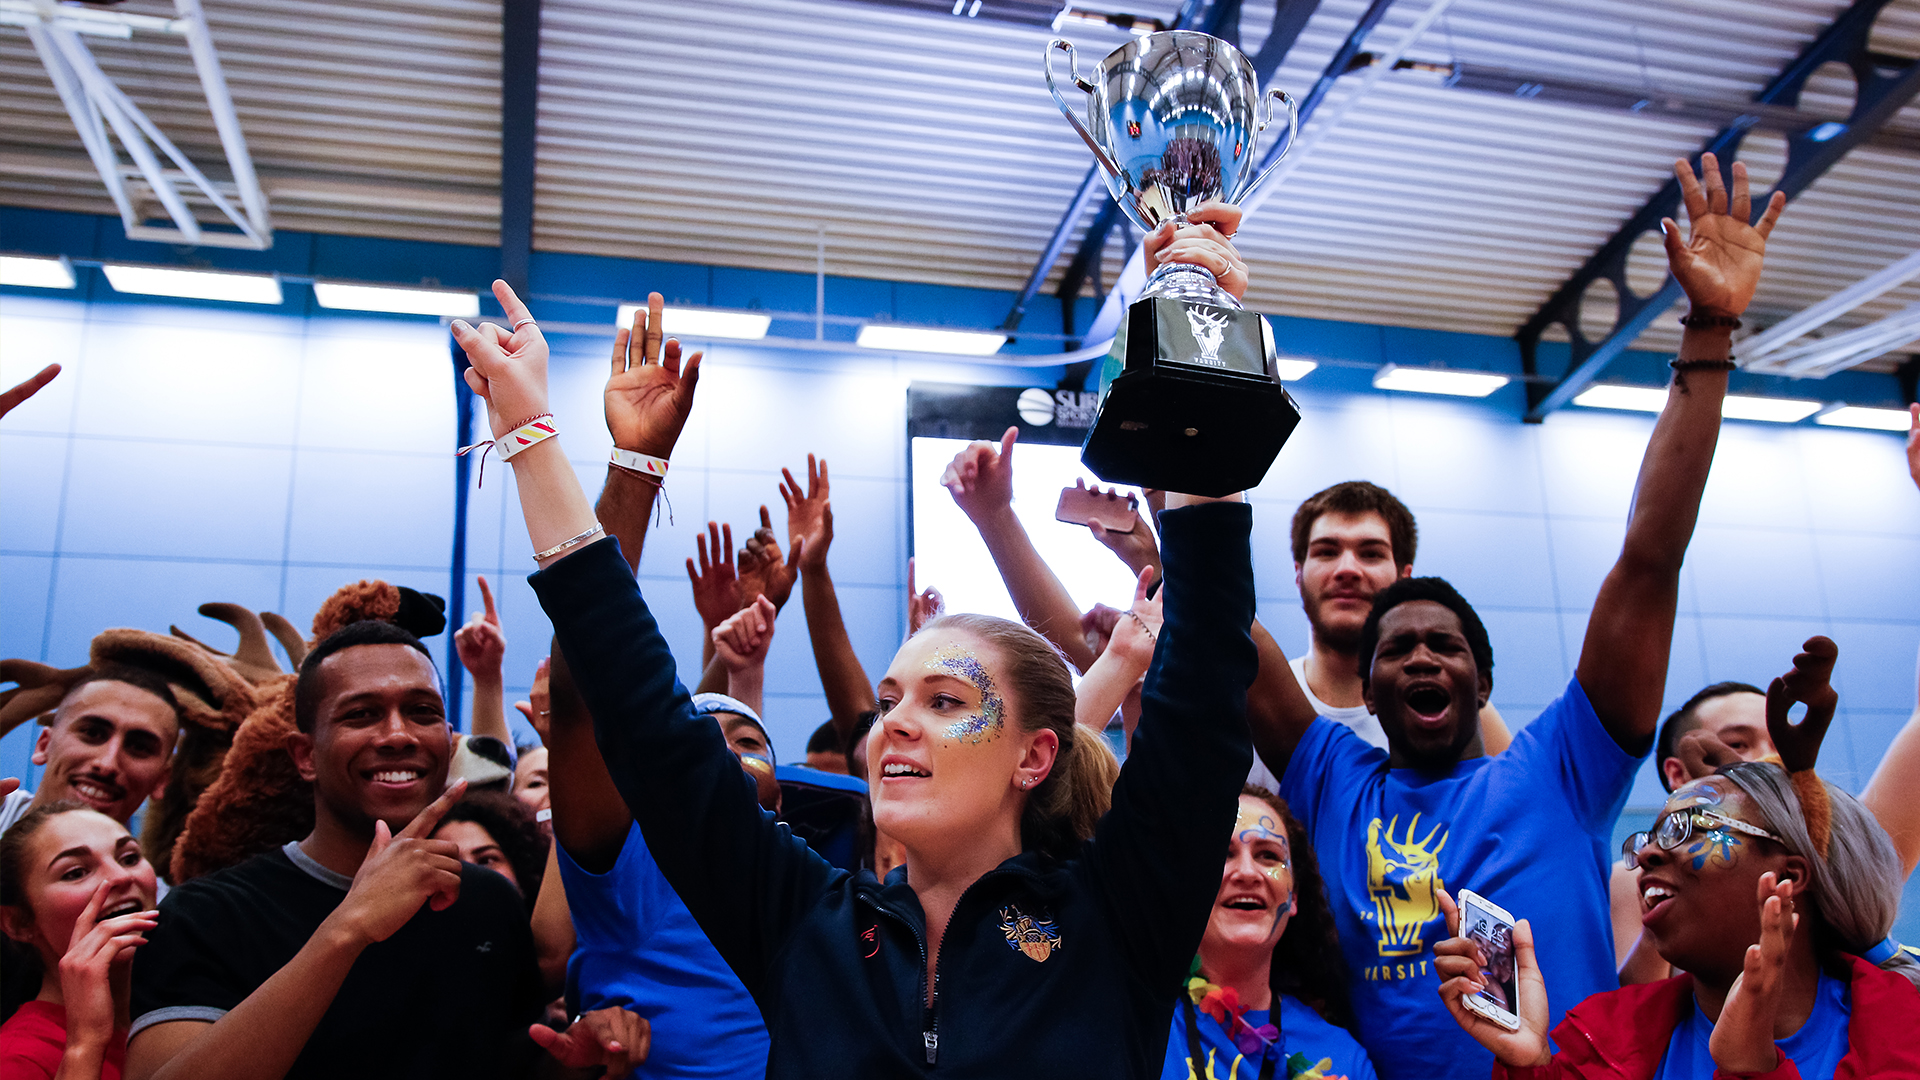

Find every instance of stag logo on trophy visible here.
[1185,306,1229,366]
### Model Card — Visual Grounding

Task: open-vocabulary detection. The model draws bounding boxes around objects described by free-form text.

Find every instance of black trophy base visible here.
[1080,297,1302,498]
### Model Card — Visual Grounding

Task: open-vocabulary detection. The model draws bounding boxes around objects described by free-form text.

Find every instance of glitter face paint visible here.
[925,644,1006,745]
[1232,802,1291,886]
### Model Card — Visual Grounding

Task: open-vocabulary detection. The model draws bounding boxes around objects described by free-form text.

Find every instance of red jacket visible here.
[1491,954,1920,1080]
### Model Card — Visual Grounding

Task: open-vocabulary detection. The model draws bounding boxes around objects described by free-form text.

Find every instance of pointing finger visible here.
[492,280,533,327]
[999,425,1018,464]
[478,576,497,625]
[398,778,469,841]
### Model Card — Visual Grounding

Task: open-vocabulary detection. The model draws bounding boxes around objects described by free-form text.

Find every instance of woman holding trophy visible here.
[447,187,1290,1075]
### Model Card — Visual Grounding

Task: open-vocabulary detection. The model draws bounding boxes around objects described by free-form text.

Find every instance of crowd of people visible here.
[1,154,1918,1080]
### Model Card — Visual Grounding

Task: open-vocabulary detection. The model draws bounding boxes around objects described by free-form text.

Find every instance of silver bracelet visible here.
[533,523,604,563]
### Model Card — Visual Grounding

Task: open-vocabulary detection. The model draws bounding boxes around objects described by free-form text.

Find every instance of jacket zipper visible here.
[866,866,1047,1069]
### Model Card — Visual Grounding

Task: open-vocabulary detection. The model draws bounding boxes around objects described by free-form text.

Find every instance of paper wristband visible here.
[496,415,558,462]
[610,447,670,479]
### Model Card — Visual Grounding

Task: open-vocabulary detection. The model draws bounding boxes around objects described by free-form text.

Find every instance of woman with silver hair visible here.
[1431,638,1920,1078]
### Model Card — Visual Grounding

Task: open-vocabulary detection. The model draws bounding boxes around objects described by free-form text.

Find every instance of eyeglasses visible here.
[1621,808,1785,870]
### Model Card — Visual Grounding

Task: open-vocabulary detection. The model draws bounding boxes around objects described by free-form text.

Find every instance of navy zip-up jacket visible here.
[530,501,1258,1078]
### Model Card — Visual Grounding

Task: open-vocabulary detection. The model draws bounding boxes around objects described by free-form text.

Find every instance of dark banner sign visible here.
[906,381,1101,448]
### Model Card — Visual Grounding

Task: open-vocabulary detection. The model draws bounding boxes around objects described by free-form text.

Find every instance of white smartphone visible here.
[1456,889,1522,1031]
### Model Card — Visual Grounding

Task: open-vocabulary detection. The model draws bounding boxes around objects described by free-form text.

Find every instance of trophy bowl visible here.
[1046,30,1296,308]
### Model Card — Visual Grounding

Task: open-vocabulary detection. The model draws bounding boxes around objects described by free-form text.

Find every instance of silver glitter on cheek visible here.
[926,644,1005,745]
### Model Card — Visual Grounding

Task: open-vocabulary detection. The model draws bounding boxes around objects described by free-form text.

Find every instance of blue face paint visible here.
[925,644,1005,745]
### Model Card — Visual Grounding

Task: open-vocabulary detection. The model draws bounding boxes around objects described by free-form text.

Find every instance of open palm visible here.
[1663,153,1785,318]
[606,292,700,457]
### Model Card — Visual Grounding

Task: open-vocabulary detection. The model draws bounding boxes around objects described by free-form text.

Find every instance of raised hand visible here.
[1663,153,1786,318]
[1766,636,1838,773]
[713,596,777,673]
[907,557,944,637]
[1710,872,1797,1074]
[58,880,159,1049]
[1432,890,1552,1068]
[513,655,553,746]
[1142,201,1249,299]
[736,506,800,610]
[1083,482,1161,577]
[453,576,507,682]
[1106,567,1162,669]
[326,779,468,946]
[607,292,702,459]
[530,1007,651,1078]
[1907,404,1918,490]
[781,454,833,573]
[687,522,742,630]
[940,427,1018,526]
[451,281,550,439]
[0,362,59,420]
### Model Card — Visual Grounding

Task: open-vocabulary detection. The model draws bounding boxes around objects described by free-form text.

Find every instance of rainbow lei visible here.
[1185,957,1349,1080]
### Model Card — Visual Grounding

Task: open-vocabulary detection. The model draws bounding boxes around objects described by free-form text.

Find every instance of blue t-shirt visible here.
[1279,677,1641,1080]
[1160,995,1378,1080]
[560,823,770,1078]
[1652,968,1850,1080]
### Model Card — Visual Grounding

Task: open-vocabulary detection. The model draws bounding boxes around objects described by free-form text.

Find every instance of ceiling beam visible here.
[1517,0,1920,422]
[499,0,541,294]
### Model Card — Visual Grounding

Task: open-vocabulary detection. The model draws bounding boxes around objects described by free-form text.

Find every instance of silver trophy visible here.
[1045,31,1304,497]
[1046,30,1298,310]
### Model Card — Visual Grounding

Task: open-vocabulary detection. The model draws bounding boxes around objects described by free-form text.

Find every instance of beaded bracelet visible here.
[1678,313,1742,329]
[1670,357,1736,371]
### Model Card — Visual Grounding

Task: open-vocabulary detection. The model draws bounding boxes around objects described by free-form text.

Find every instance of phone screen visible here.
[1461,895,1518,1018]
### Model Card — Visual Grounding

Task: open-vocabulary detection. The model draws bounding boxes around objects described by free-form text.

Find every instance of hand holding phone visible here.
[1056,479,1139,534]
[1433,889,1552,1069]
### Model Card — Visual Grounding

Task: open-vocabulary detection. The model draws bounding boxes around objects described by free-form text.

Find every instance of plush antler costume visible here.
[0,627,260,877]
[168,582,446,884]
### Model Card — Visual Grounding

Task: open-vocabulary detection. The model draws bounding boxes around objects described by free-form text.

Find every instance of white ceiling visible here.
[1,0,1915,367]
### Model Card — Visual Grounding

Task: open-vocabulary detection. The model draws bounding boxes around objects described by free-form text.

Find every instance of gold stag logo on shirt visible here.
[998,904,1062,963]
[1366,814,1448,957]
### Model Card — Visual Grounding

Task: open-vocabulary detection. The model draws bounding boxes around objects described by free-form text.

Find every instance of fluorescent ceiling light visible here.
[1274,358,1318,381]
[313,281,478,317]
[1815,404,1912,431]
[1721,394,1822,423]
[0,255,76,289]
[1372,364,1509,397]
[614,304,771,340]
[102,263,281,305]
[857,324,1007,356]
[1573,384,1668,412]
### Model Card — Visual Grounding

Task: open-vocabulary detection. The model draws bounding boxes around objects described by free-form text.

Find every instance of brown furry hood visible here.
[168,579,446,884]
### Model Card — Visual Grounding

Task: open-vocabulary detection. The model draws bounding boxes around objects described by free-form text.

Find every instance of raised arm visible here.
[1072,568,1159,732]
[457,281,836,999]
[1575,154,1786,752]
[941,427,1096,672]
[784,455,876,744]
[1862,413,1920,878]
[453,576,512,746]
[713,597,776,718]
[1086,491,1259,989]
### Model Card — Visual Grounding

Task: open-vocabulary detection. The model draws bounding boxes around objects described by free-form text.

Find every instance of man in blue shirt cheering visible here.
[1259,154,1788,1080]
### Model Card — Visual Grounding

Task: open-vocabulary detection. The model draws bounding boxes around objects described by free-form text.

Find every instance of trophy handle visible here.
[1045,39,1124,181]
[1235,88,1300,203]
